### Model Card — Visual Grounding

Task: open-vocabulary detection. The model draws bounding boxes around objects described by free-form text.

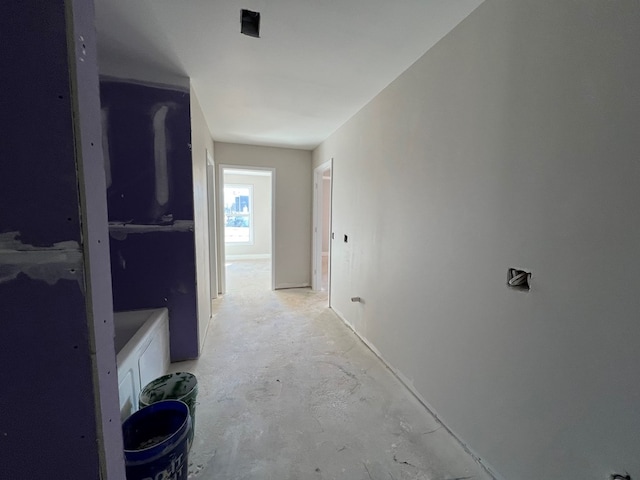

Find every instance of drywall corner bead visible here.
[101,107,112,189]
[0,231,83,285]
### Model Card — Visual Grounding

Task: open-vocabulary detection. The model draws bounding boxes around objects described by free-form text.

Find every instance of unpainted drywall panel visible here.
[214,143,312,288]
[314,1,640,479]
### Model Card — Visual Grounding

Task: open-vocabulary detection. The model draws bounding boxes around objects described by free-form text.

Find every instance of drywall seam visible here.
[0,231,83,285]
[153,105,170,206]
[107,220,194,240]
[330,305,503,480]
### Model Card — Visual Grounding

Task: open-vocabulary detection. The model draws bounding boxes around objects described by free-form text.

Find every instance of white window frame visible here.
[223,183,254,245]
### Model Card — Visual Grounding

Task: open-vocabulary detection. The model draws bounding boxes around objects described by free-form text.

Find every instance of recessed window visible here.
[224,184,253,244]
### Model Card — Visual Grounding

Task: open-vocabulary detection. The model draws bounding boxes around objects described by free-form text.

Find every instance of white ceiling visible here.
[94,0,483,150]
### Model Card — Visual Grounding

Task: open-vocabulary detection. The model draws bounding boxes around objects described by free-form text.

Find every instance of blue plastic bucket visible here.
[122,400,191,480]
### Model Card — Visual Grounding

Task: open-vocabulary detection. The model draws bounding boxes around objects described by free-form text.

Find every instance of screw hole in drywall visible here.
[58,95,64,99]
[73,345,78,349]
[507,268,531,291]
[90,142,94,146]
[67,217,72,222]
[69,268,76,273]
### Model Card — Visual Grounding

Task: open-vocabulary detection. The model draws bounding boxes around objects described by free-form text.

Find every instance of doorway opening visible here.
[218,166,274,294]
[312,160,332,299]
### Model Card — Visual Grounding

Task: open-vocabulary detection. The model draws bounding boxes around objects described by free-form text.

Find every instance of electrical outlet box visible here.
[507,268,531,291]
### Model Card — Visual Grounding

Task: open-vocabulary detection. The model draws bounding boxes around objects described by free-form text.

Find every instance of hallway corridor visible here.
[169,262,491,479]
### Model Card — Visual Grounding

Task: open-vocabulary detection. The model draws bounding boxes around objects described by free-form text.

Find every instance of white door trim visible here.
[312,160,332,293]
[206,150,218,303]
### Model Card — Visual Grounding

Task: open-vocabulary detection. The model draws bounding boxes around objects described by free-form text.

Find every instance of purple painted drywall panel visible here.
[0,1,81,246]
[0,2,117,478]
[100,81,194,223]
[0,276,100,479]
[110,231,199,360]
[101,80,199,361]
[68,0,126,477]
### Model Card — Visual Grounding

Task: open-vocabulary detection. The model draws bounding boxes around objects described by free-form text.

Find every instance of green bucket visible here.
[139,372,198,448]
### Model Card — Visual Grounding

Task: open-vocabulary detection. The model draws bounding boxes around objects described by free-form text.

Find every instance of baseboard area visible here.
[274,282,311,290]
[329,306,501,480]
[225,254,271,260]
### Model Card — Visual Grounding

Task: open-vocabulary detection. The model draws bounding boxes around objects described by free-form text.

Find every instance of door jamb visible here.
[217,164,276,293]
[312,160,332,295]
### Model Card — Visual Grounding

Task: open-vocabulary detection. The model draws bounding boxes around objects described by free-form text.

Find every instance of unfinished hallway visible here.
[5,2,640,479]
[169,262,490,479]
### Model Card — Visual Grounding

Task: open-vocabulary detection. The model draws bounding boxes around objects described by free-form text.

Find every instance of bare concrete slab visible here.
[169,260,492,480]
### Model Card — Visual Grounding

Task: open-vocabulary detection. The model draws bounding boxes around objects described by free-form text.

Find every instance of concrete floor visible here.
[169,259,492,480]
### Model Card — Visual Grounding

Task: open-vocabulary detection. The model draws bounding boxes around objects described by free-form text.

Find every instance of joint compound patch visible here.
[108,220,195,241]
[0,231,83,285]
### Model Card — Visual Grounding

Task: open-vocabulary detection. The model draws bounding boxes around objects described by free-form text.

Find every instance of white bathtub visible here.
[114,308,170,421]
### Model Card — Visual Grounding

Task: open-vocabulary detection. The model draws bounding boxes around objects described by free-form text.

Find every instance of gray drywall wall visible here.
[0,1,124,477]
[313,1,640,479]
[224,173,272,257]
[190,86,214,352]
[214,142,312,289]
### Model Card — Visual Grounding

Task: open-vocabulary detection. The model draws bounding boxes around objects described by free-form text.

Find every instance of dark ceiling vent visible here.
[241,9,260,38]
